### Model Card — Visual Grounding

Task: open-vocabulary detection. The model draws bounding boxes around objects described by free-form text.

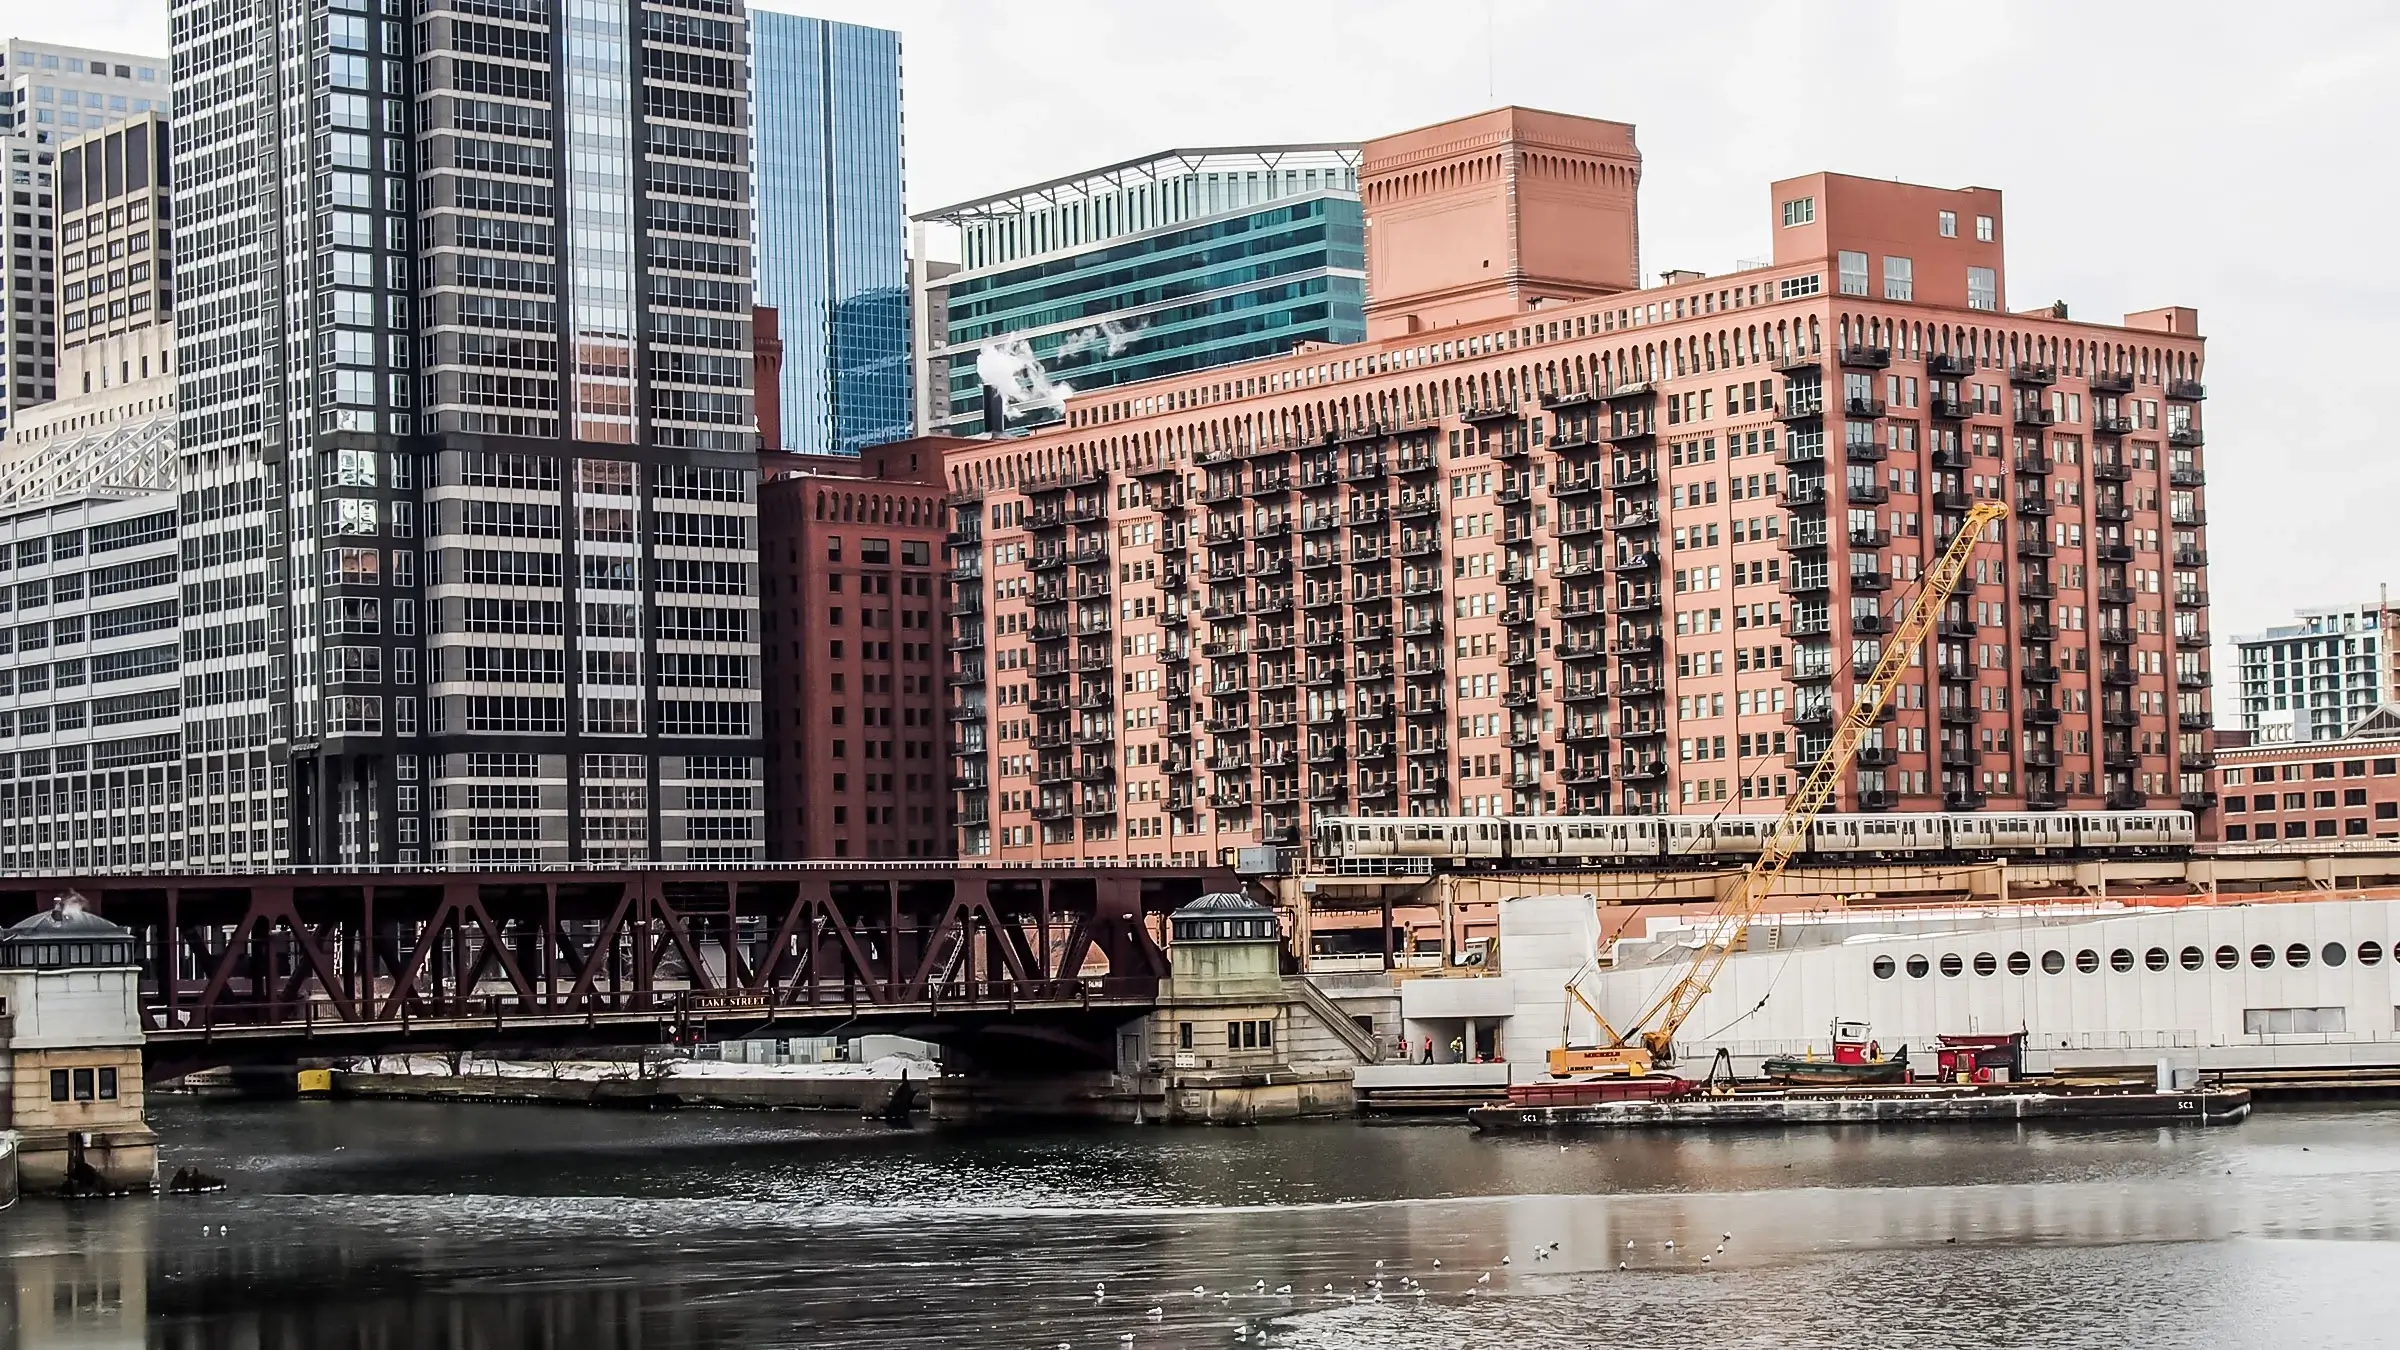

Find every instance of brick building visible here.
[941,107,2215,863]
[760,440,956,859]
[2214,708,2400,843]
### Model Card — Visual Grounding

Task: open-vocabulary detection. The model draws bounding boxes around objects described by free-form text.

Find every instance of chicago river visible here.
[6,1101,2400,1347]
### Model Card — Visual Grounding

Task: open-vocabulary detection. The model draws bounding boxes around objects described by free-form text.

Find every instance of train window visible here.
[2361,941,2386,966]
[2216,945,2240,969]
[2250,944,2275,968]
[1939,953,1963,977]
[1973,952,1997,976]
[2007,951,2031,975]
[2285,943,2312,969]
[1905,955,1929,978]
[2324,943,2348,968]
[2180,946,2205,971]
[1873,956,1896,979]
[2110,948,2135,973]
[2144,947,2170,972]
[2041,950,2065,974]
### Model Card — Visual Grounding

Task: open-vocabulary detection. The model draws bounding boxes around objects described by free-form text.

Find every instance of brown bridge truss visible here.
[0,865,1242,1072]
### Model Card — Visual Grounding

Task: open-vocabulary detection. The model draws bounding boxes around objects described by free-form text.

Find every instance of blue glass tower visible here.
[750,12,909,456]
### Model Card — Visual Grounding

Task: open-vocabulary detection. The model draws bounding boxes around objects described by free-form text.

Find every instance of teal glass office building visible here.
[751,12,910,455]
[921,148,1364,436]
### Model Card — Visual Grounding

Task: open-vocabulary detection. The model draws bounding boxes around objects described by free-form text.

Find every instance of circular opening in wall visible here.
[2181,945,2205,971]
[1906,955,1930,978]
[2041,950,2066,975]
[2145,947,2170,972]
[2008,951,2032,975]
[2286,943,2312,968]
[1873,955,1896,979]
[2076,949,2101,974]
[2250,944,2276,968]
[1974,952,1998,976]
[2324,942,2348,967]
[2110,948,2136,973]
[1940,953,1964,977]
[2216,944,2240,969]
[2360,940,2385,966]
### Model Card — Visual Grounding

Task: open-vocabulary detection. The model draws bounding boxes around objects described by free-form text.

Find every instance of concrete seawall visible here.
[332,1071,908,1112]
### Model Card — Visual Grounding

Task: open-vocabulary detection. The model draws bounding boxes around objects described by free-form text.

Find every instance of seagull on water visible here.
[1476,1272,1491,1285]
[1147,1307,1164,1320]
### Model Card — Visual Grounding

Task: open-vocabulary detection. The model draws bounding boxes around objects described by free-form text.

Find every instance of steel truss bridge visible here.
[0,864,1241,1075]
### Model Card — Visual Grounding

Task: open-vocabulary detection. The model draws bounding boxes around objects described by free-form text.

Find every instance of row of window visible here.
[1871,940,2389,980]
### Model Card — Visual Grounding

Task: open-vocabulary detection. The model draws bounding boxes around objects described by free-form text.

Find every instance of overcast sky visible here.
[55,0,2400,683]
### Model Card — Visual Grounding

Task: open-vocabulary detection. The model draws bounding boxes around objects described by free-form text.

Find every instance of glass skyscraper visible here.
[917,146,1364,438]
[749,12,909,457]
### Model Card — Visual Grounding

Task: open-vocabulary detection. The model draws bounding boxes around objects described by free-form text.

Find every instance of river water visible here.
[6,1101,2400,1348]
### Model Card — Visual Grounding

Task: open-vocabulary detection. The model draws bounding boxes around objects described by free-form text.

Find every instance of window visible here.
[1939,209,1957,238]
[73,1068,95,1101]
[1975,215,1995,243]
[1883,256,1914,302]
[1967,266,1997,313]
[1781,196,1815,227]
[2244,1007,2346,1035]
[1179,1022,1194,1050]
[49,1068,69,1101]
[1837,250,1869,297]
[99,1067,118,1100]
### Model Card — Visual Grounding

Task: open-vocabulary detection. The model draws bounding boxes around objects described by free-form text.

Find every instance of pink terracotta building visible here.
[941,108,2215,863]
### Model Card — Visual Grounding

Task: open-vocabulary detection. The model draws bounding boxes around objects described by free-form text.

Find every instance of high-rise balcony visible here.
[2092,459,2132,483]
[2023,704,2061,726]
[2013,406,2056,429]
[2168,426,2206,448]
[2174,547,2209,568]
[2168,379,2207,402]
[2093,501,2132,523]
[1928,396,1971,420]
[1782,480,1827,509]
[1848,569,1891,592]
[1845,438,1888,465]
[2090,370,2135,394]
[1460,401,1519,424]
[2021,663,2060,684]
[1846,482,1889,506]
[1840,345,1893,369]
[1843,396,1888,420]
[2093,415,2136,437]
[1927,352,1978,378]
[1779,389,1826,421]
[2010,363,2058,386]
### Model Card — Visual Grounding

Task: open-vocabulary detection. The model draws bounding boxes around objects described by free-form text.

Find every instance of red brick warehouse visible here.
[938,107,2214,863]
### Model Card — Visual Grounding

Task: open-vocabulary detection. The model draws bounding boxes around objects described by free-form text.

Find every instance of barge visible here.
[1469,1081,2251,1133]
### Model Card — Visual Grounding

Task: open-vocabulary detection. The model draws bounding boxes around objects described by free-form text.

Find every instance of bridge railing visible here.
[4,858,1216,879]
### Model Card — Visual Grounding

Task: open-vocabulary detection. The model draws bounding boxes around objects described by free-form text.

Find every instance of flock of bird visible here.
[1059,1231,1737,1346]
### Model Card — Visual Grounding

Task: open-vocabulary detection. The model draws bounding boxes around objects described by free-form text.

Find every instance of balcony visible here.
[1779,390,1826,421]
[1843,396,1888,420]
[2097,626,2132,646]
[1846,482,1890,506]
[1780,480,1827,509]
[1789,702,1835,728]
[1460,401,1519,425]
[2174,547,2209,569]
[2015,535,2054,560]
[1857,789,1898,811]
[1845,438,1888,465]
[2020,616,2055,642]
[1927,352,1977,378]
[1606,416,1658,444]
[1541,387,1601,411]
[1775,349,1823,375]
[1603,380,1656,403]
[1943,789,1989,811]
[1931,489,1975,513]
[1928,396,1971,420]
[1784,571,1830,597]
[1938,703,1979,726]
[1610,463,1657,491]
[2092,459,2132,483]
[2174,590,2209,609]
[2020,663,2060,684]
[1852,610,1890,635]
[2015,455,2053,476]
[1616,590,1661,614]
[1618,759,1667,782]
[2023,704,2061,726]
[2177,670,2211,690]
[1552,473,1606,499]
[2092,415,2136,437]
[1848,569,1891,592]
[1783,528,1830,554]
[2168,379,2207,402]
[2090,370,2135,394]
[1609,505,1661,531]
[2093,501,2132,523]
[2010,363,2058,386]
[2165,425,2204,450]
[1853,744,1896,768]
[2175,627,2211,650]
[2013,406,2056,429]
[1840,345,1893,369]
[1610,551,1658,574]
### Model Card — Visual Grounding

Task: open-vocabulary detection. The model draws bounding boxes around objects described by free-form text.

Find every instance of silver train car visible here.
[1313,811,2196,868]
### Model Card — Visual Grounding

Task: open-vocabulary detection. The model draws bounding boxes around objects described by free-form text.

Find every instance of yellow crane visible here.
[1549,499,2010,1076]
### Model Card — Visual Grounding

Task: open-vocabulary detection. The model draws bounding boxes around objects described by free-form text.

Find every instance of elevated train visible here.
[1313,810,2197,870]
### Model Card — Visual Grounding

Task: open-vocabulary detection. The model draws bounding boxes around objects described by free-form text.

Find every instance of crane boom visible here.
[1553,500,2010,1074]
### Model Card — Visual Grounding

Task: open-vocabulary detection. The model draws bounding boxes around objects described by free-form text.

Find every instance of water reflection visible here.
[4,1104,2400,1348]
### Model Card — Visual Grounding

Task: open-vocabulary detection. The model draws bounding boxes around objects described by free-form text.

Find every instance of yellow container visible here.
[296,1068,334,1096]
